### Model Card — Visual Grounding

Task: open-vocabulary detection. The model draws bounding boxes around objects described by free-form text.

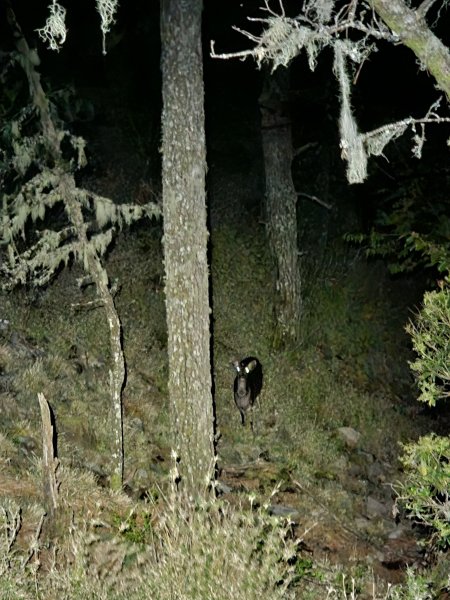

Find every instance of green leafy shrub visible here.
[344,182,450,277]
[406,288,450,407]
[395,434,450,550]
[113,508,153,545]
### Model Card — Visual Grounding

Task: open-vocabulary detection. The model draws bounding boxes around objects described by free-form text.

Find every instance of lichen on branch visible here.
[3,5,161,490]
[211,0,450,183]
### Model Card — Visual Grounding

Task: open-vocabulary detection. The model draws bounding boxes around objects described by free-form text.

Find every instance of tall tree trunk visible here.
[260,68,302,347]
[160,0,215,500]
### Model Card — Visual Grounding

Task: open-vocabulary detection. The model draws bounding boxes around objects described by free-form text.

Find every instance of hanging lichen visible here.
[2,6,161,491]
[333,40,367,184]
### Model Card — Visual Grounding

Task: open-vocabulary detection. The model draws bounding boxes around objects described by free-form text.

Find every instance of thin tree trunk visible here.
[260,68,302,346]
[61,179,125,490]
[160,0,215,500]
[7,5,126,490]
[38,393,59,518]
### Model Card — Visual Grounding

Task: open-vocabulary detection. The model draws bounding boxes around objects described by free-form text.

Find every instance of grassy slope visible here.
[0,210,436,597]
[0,198,440,597]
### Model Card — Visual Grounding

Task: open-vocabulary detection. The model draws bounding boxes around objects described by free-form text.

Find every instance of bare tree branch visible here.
[210,4,397,67]
[417,0,440,17]
[369,0,450,100]
[210,0,450,183]
[298,193,333,210]
[210,40,256,61]
[211,0,450,102]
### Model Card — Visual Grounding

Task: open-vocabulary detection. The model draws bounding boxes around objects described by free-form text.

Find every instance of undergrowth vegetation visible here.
[406,288,450,407]
[0,209,448,597]
[0,484,299,600]
[344,180,450,559]
[395,434,450,550]
[0,485,440,600]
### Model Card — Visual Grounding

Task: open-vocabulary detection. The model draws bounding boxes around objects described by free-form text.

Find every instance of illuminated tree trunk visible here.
[260,68,302,347]
[160,0,215,500]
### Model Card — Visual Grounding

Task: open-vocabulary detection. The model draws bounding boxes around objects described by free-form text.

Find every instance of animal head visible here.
[232,358,258,376]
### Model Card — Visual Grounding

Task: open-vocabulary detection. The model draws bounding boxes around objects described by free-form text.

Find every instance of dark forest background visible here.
[1,1,450,598]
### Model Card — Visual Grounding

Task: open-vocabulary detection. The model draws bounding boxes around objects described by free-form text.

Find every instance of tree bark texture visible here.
[370,0,450,101]
[160,0,215,499]
[260,69,302,346]
[38,393,59,518]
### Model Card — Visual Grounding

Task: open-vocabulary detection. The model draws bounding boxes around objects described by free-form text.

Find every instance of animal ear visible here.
[245,360,257,374]
[231,360,241,372]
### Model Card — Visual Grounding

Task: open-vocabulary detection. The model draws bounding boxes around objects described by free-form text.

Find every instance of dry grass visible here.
[0,485,435,600]
[0,191,437,598]
[0,481,301,600]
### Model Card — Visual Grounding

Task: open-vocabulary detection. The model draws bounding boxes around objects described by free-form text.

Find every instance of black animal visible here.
[232,356,263,428]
